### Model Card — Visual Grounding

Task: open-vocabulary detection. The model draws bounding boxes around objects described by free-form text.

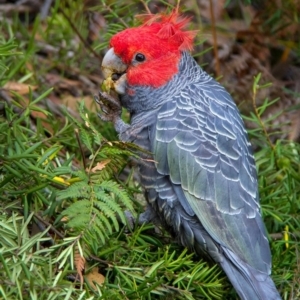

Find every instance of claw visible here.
[94,94,101,105]
[97,113,111,122]
[95,91,121,109]
[94,95,108,114]
[95,90,122,123]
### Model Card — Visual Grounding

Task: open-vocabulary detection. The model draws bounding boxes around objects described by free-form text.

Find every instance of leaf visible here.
[74,248,86,285]
[89,159,111,173]
[85,267,105,290]
[57,182,91,200]
[100,180,135,216]
[4,81,37,95]
[79,128,93,152]
[145,260,165,277]
[60,199,92,229]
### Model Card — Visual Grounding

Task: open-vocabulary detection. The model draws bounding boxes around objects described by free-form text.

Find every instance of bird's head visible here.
[101,11,197,94]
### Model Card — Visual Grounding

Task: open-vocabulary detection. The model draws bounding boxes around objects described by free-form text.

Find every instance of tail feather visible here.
[220,248,281,300]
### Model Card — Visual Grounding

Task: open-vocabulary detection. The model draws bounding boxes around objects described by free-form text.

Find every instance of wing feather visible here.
[154,77,271,274]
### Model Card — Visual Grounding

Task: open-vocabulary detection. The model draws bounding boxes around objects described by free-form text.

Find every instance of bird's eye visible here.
[135,53,145,62]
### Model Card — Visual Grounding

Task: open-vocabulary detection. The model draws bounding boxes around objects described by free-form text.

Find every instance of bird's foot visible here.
[94,91,122,123]
[125,205,162,232]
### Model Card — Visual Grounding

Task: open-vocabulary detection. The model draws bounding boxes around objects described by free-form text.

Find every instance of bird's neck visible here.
[120,52,204,115]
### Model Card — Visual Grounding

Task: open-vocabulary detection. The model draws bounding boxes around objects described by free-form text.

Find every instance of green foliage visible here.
[96,226,225,299]
[0,212,87,300]
[58,178,135,244]
[244,74,300,297]
[0,38,20,85]
[93,0,142,52]
[0,2,299,300]
[0,85,227,300]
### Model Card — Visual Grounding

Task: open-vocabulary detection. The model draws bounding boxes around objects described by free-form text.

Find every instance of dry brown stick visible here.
[140,0,151,14]
[252,81,275,150]
[74,128,87,171]
[209,0,220,78]
[269,232,300,240]
[34,213,64,239]
[58,7,103,61]
[89,254,113,267]
[101,1,129,28]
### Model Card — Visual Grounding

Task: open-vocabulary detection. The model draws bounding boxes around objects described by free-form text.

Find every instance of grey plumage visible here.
[106,51,281,300]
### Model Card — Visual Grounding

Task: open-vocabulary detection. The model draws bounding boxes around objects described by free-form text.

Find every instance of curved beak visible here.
[101,48,127,79]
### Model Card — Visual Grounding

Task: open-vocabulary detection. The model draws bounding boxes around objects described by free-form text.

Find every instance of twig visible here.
[34,213,64,239]
[140,0,151,14]
[74,128,87,170]
[209,0,220,78]
[0,89,28,126]
[101,1,129,28]
[58,7,103,61]
[270,231,300,240]
[40,0,53,19]
[176,0,181,13]
[269,233,284,240]
[0,4,32,13]
[252,82,275,150]
[89,254,113,267]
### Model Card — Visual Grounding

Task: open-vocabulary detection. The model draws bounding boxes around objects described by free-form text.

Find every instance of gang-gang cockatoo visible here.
[95,11,281,300]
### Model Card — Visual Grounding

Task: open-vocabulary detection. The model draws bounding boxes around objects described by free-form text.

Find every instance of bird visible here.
[96,11,281,300]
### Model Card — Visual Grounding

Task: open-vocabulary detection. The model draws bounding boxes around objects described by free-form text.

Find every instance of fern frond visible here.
[57,182,90,200]
[89,222,106,245]
[61,199,91,229]
[58,178,135,244]
[79,128,93,153]
[100,180,135,213]
[92,208,114,234]
[70,170,88,181]
[93,199,120,231]
[67,214,91,230]
[78,101,103,146]
[91,211,110,244]
[94,188,126,224]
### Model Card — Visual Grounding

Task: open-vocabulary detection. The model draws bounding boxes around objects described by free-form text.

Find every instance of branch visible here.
[209,0,220,78]
[58,7,103,61]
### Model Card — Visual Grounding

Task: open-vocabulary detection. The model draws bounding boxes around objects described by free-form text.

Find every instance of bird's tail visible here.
[220,248,281,300]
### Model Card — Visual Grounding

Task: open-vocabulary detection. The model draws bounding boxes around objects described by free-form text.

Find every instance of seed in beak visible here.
[112,73,124,81]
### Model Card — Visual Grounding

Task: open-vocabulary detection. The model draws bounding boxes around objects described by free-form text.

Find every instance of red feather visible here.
[137,11,197,51]
[110,11,198,88]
